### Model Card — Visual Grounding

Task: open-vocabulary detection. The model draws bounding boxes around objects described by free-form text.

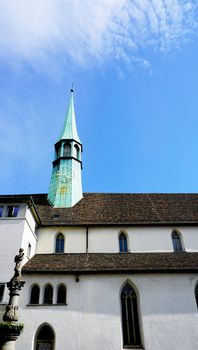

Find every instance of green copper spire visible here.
[47,89,83,208]
[57,89,81,144]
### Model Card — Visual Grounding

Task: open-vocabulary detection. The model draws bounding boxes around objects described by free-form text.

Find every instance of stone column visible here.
[0,249,25,350]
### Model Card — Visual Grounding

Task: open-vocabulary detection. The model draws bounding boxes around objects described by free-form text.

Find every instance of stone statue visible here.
[13,248,24,280]
[3,248,25,323]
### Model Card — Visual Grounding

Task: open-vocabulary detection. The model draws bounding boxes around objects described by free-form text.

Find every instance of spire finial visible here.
[71,83,74,93]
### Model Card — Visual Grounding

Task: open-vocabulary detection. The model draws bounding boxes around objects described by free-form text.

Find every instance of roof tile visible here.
[1,193,198,225]
[22,252,198,274]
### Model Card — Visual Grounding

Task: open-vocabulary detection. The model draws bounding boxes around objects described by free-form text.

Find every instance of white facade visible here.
[36,226,86,254]
[17,273,198,350]
[1,203,198,350]
[35,225,198,254]
[0,204,37,310]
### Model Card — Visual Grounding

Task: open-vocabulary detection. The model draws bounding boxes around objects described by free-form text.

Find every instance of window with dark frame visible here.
[121,283,142,348]
[63,143,71,157]
[55,233,65,253]
[6,205,19,217]
[195,285,198,309]
[57,285,66,304]
[119,232,128,253]
[0,283,5,303]
[43,285,53,304]
[27,243,31,258]
[35,324,54,350]
[0,206,3,217]
[172,231,183,252]
[30,285,40,304]
[56,145,61,158]
[74,144,80,159]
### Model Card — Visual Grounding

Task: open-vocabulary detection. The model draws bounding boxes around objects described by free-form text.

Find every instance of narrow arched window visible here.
[121,283,141,347]
[63,143,71,157]
[74,144,80,159]
[119,232,128,252]
[43,285,53,304]
[30,285,40,304]
[195,285,198,309]
[27,243,31,258]
[55,233,64,253]
[35,324,54,350]
[56,145,61,158]
[172,231,183,252]
[57,284,66,304]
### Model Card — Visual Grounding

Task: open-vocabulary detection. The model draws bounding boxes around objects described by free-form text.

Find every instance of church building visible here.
[0,90,198,350]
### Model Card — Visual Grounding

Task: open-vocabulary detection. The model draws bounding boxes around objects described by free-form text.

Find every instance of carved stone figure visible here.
[13,248,24,280]
[2,248,25,324]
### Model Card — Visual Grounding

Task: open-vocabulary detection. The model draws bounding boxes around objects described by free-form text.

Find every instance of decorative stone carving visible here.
[2,248,25,323]
[3,306,18,322]
[13,248,24,280]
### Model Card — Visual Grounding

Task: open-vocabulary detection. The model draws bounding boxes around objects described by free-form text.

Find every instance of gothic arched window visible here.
[55,233,65,253]
[195,284,198,309]
[74,144,80,159]
[43,285,53,304]
[63,143,71,157]
[172,231,183,252]
[119,232,128,252]
[121,283,142,347]
[35,324,54,350]
[30,284,40,304]
[27,243,31,258]
[56,145,61,158]
[57,284,66,304]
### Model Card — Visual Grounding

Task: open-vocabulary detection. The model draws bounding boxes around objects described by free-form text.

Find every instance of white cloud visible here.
[0,0,197,69]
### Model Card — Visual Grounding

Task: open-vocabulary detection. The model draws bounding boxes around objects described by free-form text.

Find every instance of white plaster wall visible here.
[180,227,198,252]
[130,226,174,252]
[0,219,24,281]
[25,207,37,233]
[17,273,198,350]
[36,226,86,254]
[0,204,37,305]
[21,220,37,261]
[35,225,198,254]
[88,226,198,253]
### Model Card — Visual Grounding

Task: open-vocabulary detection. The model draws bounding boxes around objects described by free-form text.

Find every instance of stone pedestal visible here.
[0,326,21,350]
[3,280,25,323]
[1,340,16,350]
[0,249,25,350]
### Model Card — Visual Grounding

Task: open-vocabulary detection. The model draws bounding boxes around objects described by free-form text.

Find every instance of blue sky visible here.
[0,0,198,194]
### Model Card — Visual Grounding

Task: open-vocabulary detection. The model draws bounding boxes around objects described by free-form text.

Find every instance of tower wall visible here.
[47,92,83,208]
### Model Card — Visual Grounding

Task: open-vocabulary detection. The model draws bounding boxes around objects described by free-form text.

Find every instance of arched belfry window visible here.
[195,284,198,309]
[74,144,80,159]
[55,233,65,253]
[43,285,53,304]
[63,143,71,157]
[119,232,128,252]
[56,145,61,159]
[121,283,142,348]
[35,324,54,350]
[57,284,66,304]
[30,284,40,304]
[172,231,183,252]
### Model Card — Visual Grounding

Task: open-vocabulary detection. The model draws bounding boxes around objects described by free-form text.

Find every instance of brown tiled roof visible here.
[22,252,198,274]
[1,193,198,225]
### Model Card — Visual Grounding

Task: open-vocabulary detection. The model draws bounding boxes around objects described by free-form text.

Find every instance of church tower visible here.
[47,89,83,207]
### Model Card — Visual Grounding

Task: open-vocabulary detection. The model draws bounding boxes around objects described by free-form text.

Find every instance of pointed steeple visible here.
[47,89,83,208]
[57,89,81,144]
